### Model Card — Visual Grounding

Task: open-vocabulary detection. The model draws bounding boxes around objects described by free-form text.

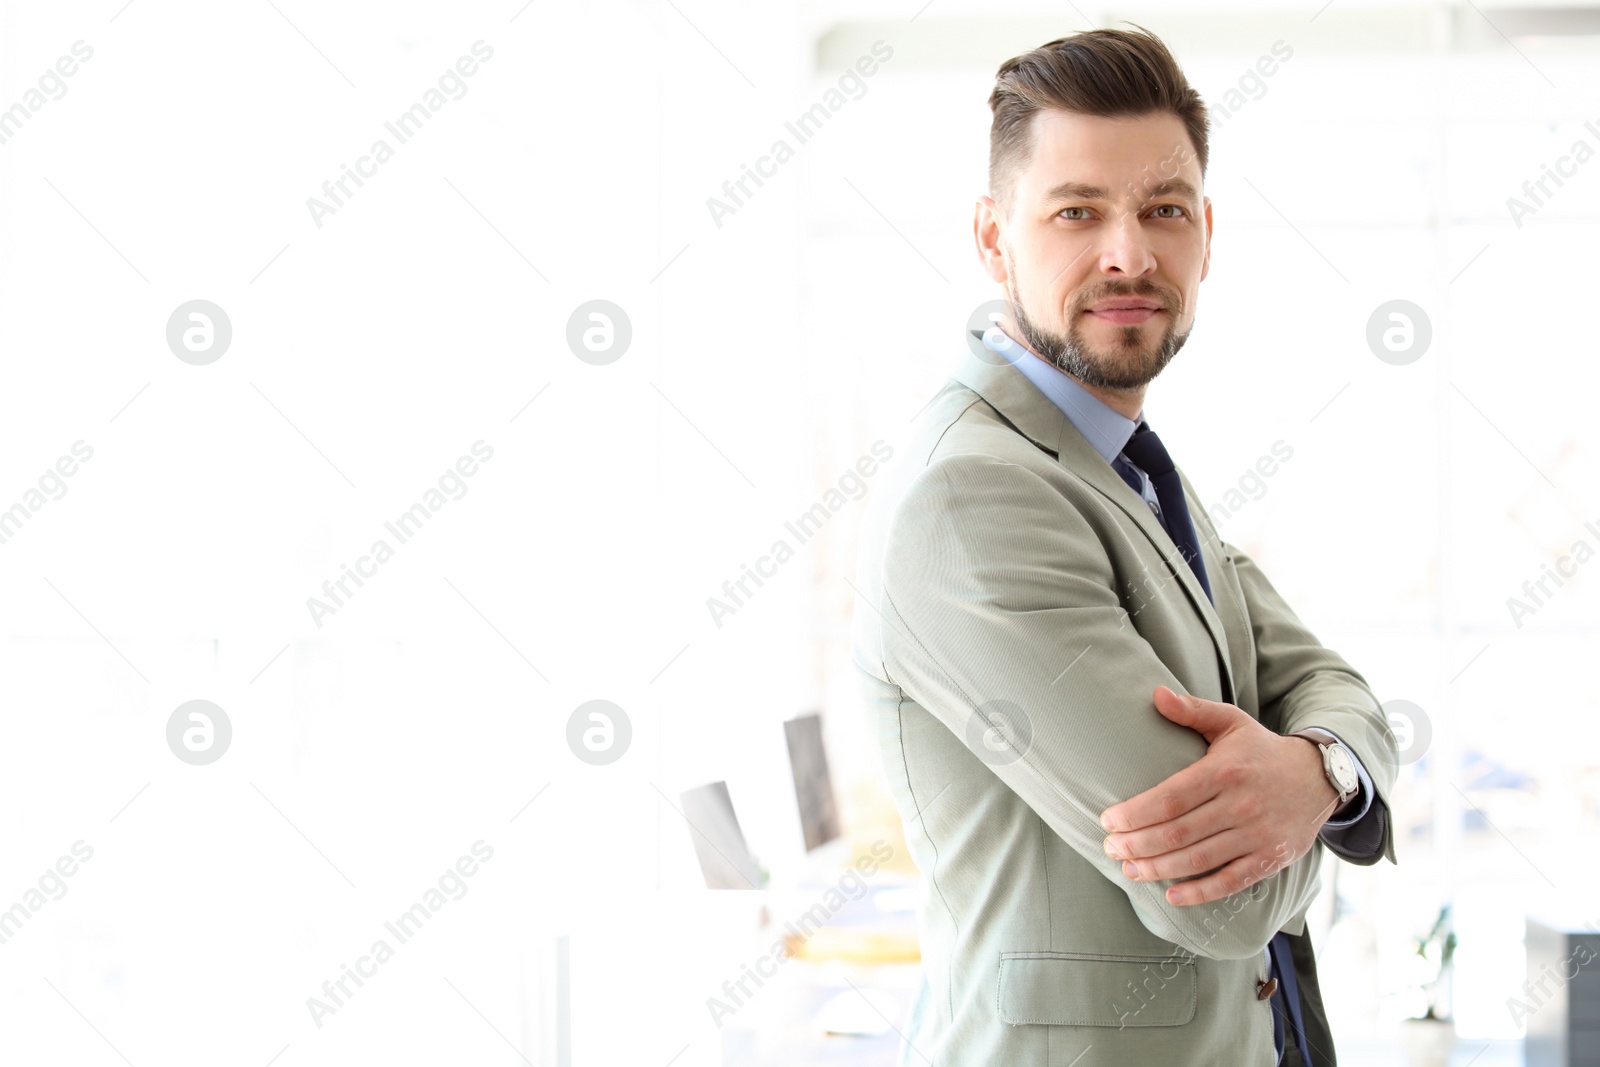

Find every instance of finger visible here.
[1105,796,1231,862]
[1151,685,1245,743]
[1164,847,1295,907]
[1117,828,1252,884]
[1101,761,1218,833]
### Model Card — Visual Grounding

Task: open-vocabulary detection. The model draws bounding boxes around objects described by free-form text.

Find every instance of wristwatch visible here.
[1291,728,1359,809]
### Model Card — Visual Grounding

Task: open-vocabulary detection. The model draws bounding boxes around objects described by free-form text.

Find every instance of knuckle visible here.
[1158,793,1186,821]
[1159,824,1187,851]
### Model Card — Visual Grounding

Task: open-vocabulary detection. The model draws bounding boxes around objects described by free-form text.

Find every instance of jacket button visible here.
[1256,977,1278,1000]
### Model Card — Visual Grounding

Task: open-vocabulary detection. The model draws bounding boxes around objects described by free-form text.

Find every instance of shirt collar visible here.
[978,325,1144,464]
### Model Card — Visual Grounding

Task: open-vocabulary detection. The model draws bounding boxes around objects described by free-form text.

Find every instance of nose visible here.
[1097,205,1158,279]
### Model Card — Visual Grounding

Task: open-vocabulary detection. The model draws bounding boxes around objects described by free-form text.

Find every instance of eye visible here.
[1058,206,1094,220]
[1151,204,1187,218]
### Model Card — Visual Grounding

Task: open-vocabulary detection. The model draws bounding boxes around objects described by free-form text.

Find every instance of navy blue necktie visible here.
[1118,422,1212,603]
[1116,421,1309,1065]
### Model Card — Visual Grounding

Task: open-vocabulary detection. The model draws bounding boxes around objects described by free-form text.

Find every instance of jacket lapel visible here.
[952,351,1237,704]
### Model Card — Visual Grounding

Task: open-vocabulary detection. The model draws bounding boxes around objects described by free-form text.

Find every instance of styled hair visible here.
[987,24,1209,215]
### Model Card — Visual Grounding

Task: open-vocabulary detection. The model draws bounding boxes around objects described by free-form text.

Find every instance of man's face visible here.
[978,108,1212,393]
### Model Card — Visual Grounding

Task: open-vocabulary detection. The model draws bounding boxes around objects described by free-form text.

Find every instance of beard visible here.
[1005,270,1190,392]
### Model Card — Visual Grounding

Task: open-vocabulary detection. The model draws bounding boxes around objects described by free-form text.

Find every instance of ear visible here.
[974,195,1009,284]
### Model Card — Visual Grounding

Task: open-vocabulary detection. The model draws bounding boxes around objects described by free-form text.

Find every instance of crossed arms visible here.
[877,453,1397,960]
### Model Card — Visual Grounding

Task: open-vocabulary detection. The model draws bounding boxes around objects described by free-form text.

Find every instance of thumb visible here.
[1152,685,1241,743]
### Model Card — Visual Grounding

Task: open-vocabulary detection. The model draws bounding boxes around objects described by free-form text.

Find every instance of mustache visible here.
[1077,283,1178,314]
[1012,242,1181,315]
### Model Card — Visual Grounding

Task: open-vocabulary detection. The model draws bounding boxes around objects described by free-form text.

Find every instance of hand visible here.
[1098,685,1343,907]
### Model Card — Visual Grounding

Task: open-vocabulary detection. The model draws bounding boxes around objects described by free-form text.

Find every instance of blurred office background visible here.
[1,0,1597,1064]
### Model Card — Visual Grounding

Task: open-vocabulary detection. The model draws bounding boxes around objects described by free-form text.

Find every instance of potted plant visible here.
[1402,903,1458,1067]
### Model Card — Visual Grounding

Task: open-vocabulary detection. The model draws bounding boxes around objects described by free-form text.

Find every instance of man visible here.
[850,26,1398,1066]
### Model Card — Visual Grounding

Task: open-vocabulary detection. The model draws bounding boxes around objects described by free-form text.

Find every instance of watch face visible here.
[1328,745,1358,792]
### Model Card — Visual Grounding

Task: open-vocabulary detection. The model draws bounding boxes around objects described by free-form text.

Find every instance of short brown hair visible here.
[987,24,1209,215]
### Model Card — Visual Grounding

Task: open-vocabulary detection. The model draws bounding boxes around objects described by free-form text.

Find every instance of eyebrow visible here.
[1042,178,1201,209]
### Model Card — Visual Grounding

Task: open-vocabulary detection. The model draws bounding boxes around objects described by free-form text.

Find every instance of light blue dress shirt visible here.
[979,325,1381,838]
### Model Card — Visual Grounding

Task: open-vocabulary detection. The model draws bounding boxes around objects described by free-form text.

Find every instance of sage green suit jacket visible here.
[850,349,1398,1065]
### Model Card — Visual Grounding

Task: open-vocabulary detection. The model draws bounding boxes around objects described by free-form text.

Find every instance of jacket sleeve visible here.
[1314,732,1390,862]
[876,453,1326,960]
[1226,542,1399,866]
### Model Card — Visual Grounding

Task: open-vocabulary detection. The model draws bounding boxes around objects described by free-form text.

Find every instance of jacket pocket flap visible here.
[997,951,1197,1027]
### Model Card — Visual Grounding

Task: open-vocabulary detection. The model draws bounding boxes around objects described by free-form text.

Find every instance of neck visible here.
[1072,376,1145,422]
[1004,338,1146,422]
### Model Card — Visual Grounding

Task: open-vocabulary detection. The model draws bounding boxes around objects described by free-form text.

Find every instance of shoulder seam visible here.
[921,394,988,467]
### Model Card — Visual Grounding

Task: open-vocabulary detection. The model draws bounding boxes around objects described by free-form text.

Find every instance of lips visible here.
[1088,298,1163,312]
[1086,298,1164,326]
